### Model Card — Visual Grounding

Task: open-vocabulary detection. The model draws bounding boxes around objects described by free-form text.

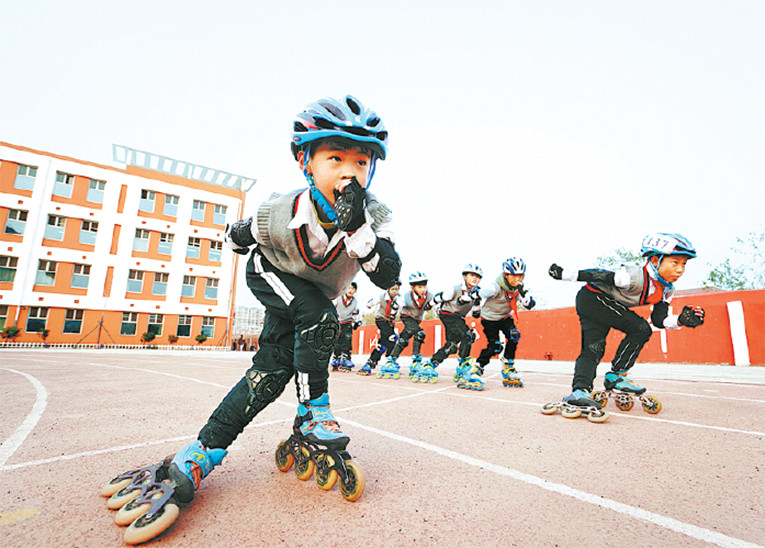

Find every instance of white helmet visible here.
[409,271,428,285]
[462,263,483,278]
[502,257,526,275]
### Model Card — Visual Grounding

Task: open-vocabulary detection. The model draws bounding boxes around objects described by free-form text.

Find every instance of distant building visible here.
[232,305,265,337]
[0,142,254,346]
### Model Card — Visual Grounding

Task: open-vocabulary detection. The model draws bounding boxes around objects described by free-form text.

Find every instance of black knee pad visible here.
[587,338,607,363]
[635,320,653,343]
[509,328,521,343]
[298,310,340,366]
[462,329,476,345]
[244,367,291,419]
[414,330,426,343]
[445,341,459,355]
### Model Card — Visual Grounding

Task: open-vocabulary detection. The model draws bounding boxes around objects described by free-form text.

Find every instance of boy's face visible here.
[345,285,357,298]
[388,285,400,298]
[412,283,428,297]
[299,140,372,206]
[654,254,688,283]
[464,273,481,289]
[504,272,524,287]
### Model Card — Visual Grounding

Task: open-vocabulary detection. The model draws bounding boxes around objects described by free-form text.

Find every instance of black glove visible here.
[678,305,705,328]
[548,263,563,280]
[225,219,255,255]
[352,321,361,330]
[471,309,481,318]
[333,177,367,232]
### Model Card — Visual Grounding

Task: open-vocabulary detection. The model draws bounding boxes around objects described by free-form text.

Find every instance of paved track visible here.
[1,350,763,547]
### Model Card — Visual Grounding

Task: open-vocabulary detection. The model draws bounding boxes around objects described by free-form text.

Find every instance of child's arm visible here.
[651,302,705,329]
[224,218,258,254]
[548,263,629,287]
[518,285,536,310]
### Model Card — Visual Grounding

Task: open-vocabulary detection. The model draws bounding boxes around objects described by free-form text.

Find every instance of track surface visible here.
[1,350,763,547]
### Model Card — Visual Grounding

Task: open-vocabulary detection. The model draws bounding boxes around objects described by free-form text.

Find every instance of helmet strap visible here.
[646,256,674,298]
[301,143,338,225]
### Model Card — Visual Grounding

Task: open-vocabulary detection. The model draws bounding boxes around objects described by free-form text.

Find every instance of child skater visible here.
[331,282,361,372]
[359,280,401,375]
[380,271,434,379]
[548,232,705,409]
[102,95,401,544]
[462,257,536,391]
[415,264,483,383]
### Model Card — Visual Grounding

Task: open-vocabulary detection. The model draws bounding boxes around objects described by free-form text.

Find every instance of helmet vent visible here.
[346,97,361,115]
[319,101,345,120]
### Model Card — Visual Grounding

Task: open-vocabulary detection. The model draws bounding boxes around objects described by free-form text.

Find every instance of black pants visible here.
[198,251,338,450]
[431,312,472,364]
[572,286,653,391]
[390,316,424,358]
[477,316,519,367]
[368,318,396,364]
[334,322,353,357]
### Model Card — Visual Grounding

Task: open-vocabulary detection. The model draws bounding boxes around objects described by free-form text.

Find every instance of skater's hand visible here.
[352,321,361,330]
[520,292,535,310]
[333,177,367,233]
[678,305,705,328]
[548,263,563,280]
[224,220,254,255]
[471,309,481,318]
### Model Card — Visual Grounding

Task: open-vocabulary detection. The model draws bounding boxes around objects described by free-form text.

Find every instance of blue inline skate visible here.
[357,361,373,376]
[330,356,342,372]
[592,371,662,414]
[101,440,227,545]
[377,358,400,379]
[453,357,473,382]
[275,394,366,502]
[501,359,523,388]
[408,354,423,379]
[336,353,355,373]
[416,361,439,383]
[542,389,609,423]
[457,363,484,391]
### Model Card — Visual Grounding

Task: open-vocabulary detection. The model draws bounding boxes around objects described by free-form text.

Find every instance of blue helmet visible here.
[641,233,697,259]
[291,95,388,160]
[462,263,483,278]
[502,257,526,275]
[409,272,428,285]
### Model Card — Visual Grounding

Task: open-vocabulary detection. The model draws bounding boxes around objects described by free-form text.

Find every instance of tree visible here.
[704,230,765,290]
[595,248,643,270]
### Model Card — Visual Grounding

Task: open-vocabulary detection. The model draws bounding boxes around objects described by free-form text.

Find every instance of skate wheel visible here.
[275,440,294,472]
[541,403,559,415]
[114,486,167,525]
[561,407,582,419]
[101,476,133,498]
[392,371,400,380]
[315,455,338,491]
[123,502,179,545]
[591,391,608,409]
[586,409,609,423]
[295,447,315,481]
[339,460,366,502]
[641,395,662,414]
[616,397,635,412]
[376,371,383,378]
[107,485,143,510]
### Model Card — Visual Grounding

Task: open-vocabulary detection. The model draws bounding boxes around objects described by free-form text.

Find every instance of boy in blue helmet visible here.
[415,264,483,383]
[548,233,705,410]
[102,96,400,541]
[359,280,401,375]
[331,282,361,372]
[461,257,536,391]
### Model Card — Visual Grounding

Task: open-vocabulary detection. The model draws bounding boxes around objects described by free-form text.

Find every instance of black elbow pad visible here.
[651,301,669,328]
[577,269,615,285]
[360,238,402,290]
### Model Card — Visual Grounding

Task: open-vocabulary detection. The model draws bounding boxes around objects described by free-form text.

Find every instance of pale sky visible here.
[2,1,763,309]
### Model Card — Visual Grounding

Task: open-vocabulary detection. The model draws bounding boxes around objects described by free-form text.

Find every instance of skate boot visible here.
[408,354,423,379]
[357,361,374,376]
[594,371,661,414]
[416,361,439,383]
[457,364,484,391]
[275,394,366,502]
[101,440,227,544]
[453,357,473,382]
[330,356,341,371]
[541,389,609,423]
[336,353,355,372]
[501,359,523,388]
[603,371,646,394]
[377,358,400,379]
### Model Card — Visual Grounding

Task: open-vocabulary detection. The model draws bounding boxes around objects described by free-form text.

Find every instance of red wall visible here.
[354,289,764,366]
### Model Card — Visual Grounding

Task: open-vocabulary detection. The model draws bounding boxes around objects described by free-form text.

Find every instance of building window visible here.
[36,260,57,286]
[26,307,48,333]
[164,194,179,217]
[201,316,215,337]
[87,179,106,203]
[191,200,205,222]
[139,189,156,212]
[213,204,227,225]
[205,278,218,300]
[182,275,196,297]
[0,305,7,329]
[133,229,150,252]
[0,256,18,283]
[186,237,201,259]
[157,233,174,255]
[177,315,192,337]
[120,312,138,335]
[209,240,223,262]
[14,164,37,190]
[45,214,66,240]
[71,264,91,289]
[79,220,98,245]
[127,269,144,292]
[147,313,164,336]
[63,309,84,334]
[152,272,169,295]
[53,171,75,198]
[4,209,28,235]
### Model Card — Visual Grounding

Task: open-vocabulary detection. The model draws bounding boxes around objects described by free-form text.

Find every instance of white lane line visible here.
[339,416,763,548]
[0,369,48,467]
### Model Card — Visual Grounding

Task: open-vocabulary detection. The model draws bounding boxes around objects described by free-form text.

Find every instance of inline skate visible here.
[408,354,423,379]
[591,371,662,414]
[453,357,473,382]
[457,363,484,391]
[357,360,376,376]
[501,359,523,388]
[413,361,438,383]
[274,394,365,502]
[377,358,401,379]
[100,440,227,545]
[336,353,355,373]
[541,389,609,423]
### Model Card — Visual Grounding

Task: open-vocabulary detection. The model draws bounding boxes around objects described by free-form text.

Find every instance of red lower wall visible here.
[354,289,764,366]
